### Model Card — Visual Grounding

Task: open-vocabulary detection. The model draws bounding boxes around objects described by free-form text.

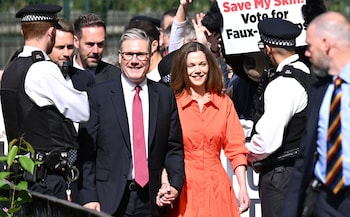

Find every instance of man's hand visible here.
[83,202,101,212]
[192,12,209,44]
[180,0,192,8]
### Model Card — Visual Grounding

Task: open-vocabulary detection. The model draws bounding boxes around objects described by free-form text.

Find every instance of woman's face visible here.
[186,51,209,88]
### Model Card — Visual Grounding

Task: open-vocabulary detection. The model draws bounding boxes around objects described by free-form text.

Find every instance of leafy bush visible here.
[0,137,39,217]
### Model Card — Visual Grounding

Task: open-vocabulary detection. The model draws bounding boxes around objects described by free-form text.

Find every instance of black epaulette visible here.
[31,51,45,63]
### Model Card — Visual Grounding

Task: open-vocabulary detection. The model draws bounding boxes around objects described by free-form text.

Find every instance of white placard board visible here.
[216,0,307,54]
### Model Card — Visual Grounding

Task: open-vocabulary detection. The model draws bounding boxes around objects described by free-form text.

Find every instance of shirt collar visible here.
[337,61,350,84]
[121,73,147,93]
[177,90,220,109]
[276,54,299,72]
[72,55,96,74]
[19,46,50,60]
[72,55,84,70]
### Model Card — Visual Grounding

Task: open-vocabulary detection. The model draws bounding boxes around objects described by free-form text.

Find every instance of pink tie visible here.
[132,86,149,187]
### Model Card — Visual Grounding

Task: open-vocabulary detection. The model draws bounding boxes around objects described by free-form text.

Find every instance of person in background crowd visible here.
[0,4,89,200]
[159,8,177,56]
[73,13,121,83]
[245,18,315,217]
[157,41,250,217]
[157,18,196,86]
[281,11,350,217]
[49,17,95,91]
[78,28,184,217]
[161,24,172,57]
[168,0,197,54]
[48,18,74,68]
[47,17,94,203]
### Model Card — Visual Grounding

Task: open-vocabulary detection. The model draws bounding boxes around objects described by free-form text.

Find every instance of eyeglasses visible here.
[119,52,149,61]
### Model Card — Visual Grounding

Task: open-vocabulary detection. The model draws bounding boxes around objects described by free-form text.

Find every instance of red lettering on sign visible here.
[222,1,252,12]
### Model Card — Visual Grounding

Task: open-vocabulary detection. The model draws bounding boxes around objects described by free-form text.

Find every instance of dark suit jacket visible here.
[94,61,121,84]
[78,75,185,216]
[70,60,121,90]
[69,66,95,91]
[280,76,332,217]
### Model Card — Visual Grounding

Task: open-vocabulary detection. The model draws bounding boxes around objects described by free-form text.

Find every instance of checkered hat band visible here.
[261,34,295,47]
[21,13,57,22]
[162,74,171,84]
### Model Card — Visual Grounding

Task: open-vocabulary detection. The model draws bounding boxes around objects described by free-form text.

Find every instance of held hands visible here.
[156,183,179,207]
[83,202,101,212]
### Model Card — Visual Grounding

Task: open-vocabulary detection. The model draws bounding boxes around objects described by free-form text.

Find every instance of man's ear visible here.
[74,35,80,49]
[47,26,55,38]
[265,44,272,55]
[151,40,159,54]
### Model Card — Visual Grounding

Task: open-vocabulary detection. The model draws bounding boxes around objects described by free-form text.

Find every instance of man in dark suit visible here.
[73,13,121,84]
[78,28,185,217]
[281,12,350,217]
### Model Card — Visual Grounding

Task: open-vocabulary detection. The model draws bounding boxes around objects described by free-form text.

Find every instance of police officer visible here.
[245,18,315,217]
[0,4,89,200]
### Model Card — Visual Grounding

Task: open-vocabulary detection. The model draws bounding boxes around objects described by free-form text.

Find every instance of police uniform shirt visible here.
[246,54,310,161]
[20,46,89,122]
[314,64,350,186]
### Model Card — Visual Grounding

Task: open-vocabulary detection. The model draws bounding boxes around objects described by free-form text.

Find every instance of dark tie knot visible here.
[135,85,141,94]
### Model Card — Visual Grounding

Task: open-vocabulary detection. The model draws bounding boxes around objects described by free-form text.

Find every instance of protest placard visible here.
[217,0,306,54]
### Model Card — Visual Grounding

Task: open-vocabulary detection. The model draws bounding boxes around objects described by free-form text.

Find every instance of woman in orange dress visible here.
[157,41,250,217]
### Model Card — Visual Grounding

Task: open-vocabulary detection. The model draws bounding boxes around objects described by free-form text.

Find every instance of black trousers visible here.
[259,165,293,217]
[113,182,151,217]
[29,174,67,200]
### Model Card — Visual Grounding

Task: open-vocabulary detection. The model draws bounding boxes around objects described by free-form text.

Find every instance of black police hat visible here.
[16,4,62,23]
[158,50,176,86]
[258,18,302,47]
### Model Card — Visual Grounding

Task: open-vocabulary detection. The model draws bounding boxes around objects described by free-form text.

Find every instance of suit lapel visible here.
[308,77,331,131]
[148,82,159,151]
[110,75,132,152]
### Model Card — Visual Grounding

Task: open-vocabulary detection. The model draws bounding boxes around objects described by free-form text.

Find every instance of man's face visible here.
[49,30,74,66]
[305,26,329,77]
[162,15,174,30]
[74,26,105,69]
[119,39,150,85]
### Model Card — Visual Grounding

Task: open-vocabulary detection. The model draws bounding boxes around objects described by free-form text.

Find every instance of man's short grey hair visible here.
[119,28,151,53]
[183,20,196,43]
